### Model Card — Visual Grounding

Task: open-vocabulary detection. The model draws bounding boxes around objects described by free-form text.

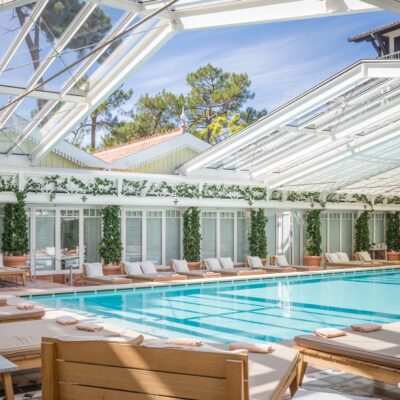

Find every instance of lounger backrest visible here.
[83,263,103,277]
[41,338,249,400]
[124,262,143,275]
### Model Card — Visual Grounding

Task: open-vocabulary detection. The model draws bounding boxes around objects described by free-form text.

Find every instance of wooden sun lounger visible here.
[168,260,221,279]
[0,268,26,286]
[0,304,45,323]
[354,252,400,266]
[294,322,400,388]
[323,256,383,269]
[125,272,188,282]
[82,264,132,285]
[269,257,320,272]
[41,338,300,400]
[0,319,121,373]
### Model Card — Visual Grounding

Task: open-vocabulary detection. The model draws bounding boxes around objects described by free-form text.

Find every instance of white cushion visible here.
[336,252,350,262]
[85,263,103,277]
[275,255,290,267]
[219,257,234,269]
[124,262,143,275]
[359,251,372,262]
[247,256,263,268]
[204,258,221,271]
[0,254,3,267]
[172,259,189,273]
[45,247,55,256]
[325,253,340,263]
[141,261,157,274]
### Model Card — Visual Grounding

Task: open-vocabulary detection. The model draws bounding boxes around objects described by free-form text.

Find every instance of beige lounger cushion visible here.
[0,305,45,322]
[0,319,120,359]
[209,342,298,400]
[247,256,263,268]
[295,322,400,370]
[141,261,157,274]
[85,263,103,277]
[275,255,290,267]
[124,262,142,275]
[127,272,185,281]
[172,259,189,273]
[204,258,221,270]
[219,257,234,269]
[86,275,131,284]
[325,253,340,263]
[358,251,372,262]
[336,252,350,262]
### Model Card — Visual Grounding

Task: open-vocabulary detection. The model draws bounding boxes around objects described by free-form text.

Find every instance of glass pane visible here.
[84,216,101,263]
[147,214,161,265]
[202,217,216,259]
[165,215,180,264]
[126,216,142,262]
[329,214,340,252]
[320,213,328,254]
[236,213,248,263]
[60,213,80,270]
[374,214,385,245]
[292,212,301,265]
[341,214,353,256]
[282,213,291,261]
[35,214,55,271]
[220,217,234,258]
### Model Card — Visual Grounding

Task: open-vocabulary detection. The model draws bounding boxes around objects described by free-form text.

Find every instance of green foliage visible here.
[248,209,267,258]
[352,194,373,210]
[103,90,184,147]
[386,212,400,252]
[186,64,258,143]
[305,210,322,256]
[287,192,325,207]
[1,192,29,256]
[99,205,122,265]
[183,207,201,262]
[355,211,370,252]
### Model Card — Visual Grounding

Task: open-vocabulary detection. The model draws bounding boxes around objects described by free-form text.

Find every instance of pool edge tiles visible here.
[17,265,400,299]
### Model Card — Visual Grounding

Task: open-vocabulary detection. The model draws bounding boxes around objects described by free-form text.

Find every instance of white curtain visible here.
[202,217,217,258]
[147,214,162,264]
[220,217,234,258]
[165,216,180,264]
[84,217,101,263]
[126,217,142,262]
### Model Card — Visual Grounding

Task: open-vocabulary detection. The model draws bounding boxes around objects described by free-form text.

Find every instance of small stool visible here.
[0,355,17,400]
[14,265,32,282]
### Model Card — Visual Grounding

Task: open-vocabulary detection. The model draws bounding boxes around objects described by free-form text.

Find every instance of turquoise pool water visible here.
[36,269,400,343]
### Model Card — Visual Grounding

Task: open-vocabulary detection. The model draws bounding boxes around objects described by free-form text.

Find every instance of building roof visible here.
[348,20,400,43]
[94,129,184,163]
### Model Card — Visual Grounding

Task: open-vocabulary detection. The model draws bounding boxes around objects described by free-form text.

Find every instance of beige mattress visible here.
[0,319,121,358]
[0,305,45,322]
[84,275,132,284]
[295,322,400,369]
[126,272,187,281]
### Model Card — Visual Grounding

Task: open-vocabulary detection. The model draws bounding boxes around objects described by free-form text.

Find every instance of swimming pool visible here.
[36,269,400,343]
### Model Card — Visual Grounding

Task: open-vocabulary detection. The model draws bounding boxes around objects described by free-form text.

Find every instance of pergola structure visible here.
[179,60,400,197]
[0,0,393,167]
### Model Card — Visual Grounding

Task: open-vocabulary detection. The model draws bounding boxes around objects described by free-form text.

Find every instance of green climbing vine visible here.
[355,211,370,252]
[183,207,201,262]
[99,205,123,265]
[386,212,400,252]
[248,209,267,258]
[305,210,322,256]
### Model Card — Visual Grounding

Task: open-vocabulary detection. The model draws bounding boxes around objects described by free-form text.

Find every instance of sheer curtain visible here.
[126,211,142,262]
[236,211,249,262]
[147,211,162,265]
[35,210,56,271]
[165,210,180,264]
[202,212,217,259]
[220,212,234,258]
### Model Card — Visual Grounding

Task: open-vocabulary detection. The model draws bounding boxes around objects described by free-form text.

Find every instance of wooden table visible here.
[0,355,17,400]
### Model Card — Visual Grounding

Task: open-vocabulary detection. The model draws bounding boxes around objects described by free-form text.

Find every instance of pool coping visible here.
[7,265,400,298]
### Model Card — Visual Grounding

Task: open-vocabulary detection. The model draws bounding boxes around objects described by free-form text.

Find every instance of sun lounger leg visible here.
[297,356,308,386]
[289,373,299,396]
[2,373,14,400]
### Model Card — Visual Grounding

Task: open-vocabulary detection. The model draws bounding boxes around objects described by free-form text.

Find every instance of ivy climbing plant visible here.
[183,207,201,262]
[99,205,123,265]
[305,210,322,256]
[355,211,370,252]
[248,209,267,258]
[386,212,400,252]
[1,191,29,256]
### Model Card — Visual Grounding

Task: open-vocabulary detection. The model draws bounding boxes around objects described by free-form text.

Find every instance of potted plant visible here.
[386,212,400,261]
[99,205,123,274]
[355,210,370,257]
[248,208,267,264]
[2,192,29,267]
[183,207,201,269]
[304,210,322,267]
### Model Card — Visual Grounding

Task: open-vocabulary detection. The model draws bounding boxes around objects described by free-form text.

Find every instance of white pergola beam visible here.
[0,0,36,11]
[0,85,86,103]
[0,0,49,73]
[31,22,176,163]
[173,0,377,31]
[0,2,97,130]
[361,0,400,13]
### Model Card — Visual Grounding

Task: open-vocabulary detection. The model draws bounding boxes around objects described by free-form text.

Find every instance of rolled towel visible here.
[314,328,346,339]
[17,302,34,310]
[229,342,273,353]
[166,339,203,347]
[56,315,79,326]
[351,323,382,333]
[75,322,104,332]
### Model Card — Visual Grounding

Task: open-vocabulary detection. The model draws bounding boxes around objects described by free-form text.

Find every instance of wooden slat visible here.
[59,384,186,400]
[225,360,244,400]
[58,361,226,400]
[41,342,59,400]
[51,340,248,379]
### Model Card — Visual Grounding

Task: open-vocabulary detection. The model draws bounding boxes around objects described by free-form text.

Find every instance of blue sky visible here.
[125,10,399,113]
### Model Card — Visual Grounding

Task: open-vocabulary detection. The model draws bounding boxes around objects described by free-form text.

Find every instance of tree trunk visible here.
[91,113,97,148]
